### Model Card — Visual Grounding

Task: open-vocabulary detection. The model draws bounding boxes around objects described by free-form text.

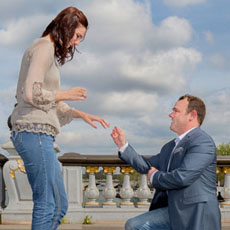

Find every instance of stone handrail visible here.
[59,153,129,166]
[59,153,230,166]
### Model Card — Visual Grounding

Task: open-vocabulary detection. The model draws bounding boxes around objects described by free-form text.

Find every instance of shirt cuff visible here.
[150,170,158,184]
[119,142,128,153]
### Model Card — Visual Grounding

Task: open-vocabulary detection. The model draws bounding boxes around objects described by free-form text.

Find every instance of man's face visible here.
[169,98,191,135]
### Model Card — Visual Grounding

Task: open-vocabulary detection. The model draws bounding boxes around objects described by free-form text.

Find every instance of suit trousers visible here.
[125,207,172,230]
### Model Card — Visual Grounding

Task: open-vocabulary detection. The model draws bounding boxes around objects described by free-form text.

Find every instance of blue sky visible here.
[0,0,230,156]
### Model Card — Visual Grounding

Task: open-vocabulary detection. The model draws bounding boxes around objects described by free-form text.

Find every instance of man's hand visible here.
[111,126,126,148]
[147,167,158,182]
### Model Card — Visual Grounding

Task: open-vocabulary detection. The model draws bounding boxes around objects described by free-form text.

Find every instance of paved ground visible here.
[0,223,125,230]
[0,222,229,230]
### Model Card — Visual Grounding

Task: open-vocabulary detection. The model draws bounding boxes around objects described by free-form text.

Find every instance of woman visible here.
[10,6,109,230]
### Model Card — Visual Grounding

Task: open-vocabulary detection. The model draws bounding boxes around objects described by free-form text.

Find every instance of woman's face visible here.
[67,23,87,48]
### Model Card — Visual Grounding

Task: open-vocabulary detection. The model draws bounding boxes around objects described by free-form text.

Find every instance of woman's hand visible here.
[74,110,110,129]
[56,87,87,102]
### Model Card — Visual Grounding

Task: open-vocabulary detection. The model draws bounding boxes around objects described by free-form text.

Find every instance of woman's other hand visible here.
[74,110,110,129]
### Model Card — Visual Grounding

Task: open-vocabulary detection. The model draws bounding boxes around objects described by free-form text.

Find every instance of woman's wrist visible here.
[72,108,84,118]
[55,90,66,102]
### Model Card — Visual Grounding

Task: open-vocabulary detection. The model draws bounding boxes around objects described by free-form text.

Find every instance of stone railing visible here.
[58,153,152,222]
[1,141,230,223]
[216,156,230,220]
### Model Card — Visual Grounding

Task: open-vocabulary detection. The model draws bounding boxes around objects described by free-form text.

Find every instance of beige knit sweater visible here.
[11,38,74,136]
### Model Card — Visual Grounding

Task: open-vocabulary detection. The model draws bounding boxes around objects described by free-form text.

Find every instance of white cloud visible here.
[62,47,201,95]
[120,48,201,91]
[84,2,193,52]
[155,16,193,47]
[56,128,113,154]
[0,0,213,156]
[204,89,230,146]
[103,91,158,116]
[164,0,205,8]
[0,14,52,47]
[84,0,152,51]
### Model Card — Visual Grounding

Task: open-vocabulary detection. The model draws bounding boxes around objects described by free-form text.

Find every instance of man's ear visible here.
[189,110,197,121]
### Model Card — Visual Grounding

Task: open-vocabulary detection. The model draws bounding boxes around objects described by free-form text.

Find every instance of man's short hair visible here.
[178,94,206,125]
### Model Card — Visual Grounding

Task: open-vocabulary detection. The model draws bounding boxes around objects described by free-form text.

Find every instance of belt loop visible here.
[38,133,42,145]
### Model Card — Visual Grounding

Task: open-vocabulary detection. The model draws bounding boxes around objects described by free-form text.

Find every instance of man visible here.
[111,94,221,230]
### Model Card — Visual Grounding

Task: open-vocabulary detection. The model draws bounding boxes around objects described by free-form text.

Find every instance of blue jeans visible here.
[125,207,172,230]
[11,131,68,230]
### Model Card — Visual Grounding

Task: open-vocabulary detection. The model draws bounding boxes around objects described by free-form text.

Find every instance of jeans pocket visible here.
[11,131,22,149]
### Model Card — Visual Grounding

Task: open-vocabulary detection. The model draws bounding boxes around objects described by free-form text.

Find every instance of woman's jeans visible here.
[11,131,68,230]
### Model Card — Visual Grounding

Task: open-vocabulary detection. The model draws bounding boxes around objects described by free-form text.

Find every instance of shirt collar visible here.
[175,127,198,144]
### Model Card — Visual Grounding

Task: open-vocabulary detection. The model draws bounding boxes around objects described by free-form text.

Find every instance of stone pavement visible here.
[0,222,229,230]
[0,222,125,230]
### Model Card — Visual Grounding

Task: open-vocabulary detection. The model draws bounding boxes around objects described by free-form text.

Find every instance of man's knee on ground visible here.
[125,218,137,230]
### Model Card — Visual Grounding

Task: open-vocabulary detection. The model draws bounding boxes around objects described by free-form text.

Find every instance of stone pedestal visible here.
[1,141,33,222]
[63,166,84,222]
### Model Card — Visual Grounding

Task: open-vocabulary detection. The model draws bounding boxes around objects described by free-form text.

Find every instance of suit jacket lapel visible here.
[174,127,201,150]
[165,140,176,171]
[168,127,201,171]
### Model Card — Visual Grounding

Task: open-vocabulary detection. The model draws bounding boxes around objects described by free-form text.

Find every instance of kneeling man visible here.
[111,94,221,230]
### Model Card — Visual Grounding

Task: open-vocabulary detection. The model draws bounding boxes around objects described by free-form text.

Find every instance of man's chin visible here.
[170,125,176,132]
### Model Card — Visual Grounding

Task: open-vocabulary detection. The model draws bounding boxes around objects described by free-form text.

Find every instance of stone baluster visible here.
[120,166,134,206]
[137,174,151,206]
[221,167,230,206]
[85,166,99,206]
[103,166,116,206]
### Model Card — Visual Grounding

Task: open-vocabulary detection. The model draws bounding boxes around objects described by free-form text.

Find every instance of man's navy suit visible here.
[119,127,221,230]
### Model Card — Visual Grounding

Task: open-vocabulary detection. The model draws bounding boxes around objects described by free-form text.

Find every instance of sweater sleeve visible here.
[22,40,57,111]
[56,102,75,126]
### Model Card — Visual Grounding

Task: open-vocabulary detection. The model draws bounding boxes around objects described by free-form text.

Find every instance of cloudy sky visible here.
[0,0,230,157]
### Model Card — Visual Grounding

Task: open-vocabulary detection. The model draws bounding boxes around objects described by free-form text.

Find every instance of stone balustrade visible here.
[1,141,230,223]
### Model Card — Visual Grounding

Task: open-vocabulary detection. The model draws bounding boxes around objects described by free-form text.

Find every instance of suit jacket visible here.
[119,127,221,230]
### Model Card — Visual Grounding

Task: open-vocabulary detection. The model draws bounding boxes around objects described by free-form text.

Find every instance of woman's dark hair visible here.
[42,6,88,65]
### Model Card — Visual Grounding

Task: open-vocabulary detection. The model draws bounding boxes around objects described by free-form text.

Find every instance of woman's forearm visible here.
[55,87,87,102]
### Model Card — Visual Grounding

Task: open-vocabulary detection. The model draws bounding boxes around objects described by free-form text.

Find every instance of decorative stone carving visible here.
[10,159,26,179]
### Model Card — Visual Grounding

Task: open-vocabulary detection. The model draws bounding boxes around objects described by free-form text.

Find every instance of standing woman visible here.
[10,6,109,230]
